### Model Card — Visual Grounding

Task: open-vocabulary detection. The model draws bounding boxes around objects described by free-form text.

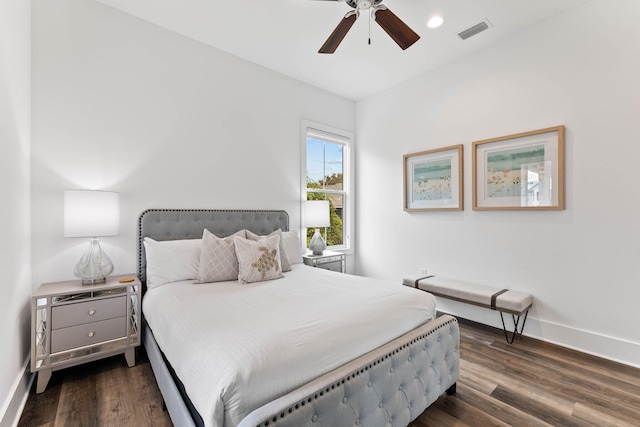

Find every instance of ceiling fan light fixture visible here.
[426,15,444,29]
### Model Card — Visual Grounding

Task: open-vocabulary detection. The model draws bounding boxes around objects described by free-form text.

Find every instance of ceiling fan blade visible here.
[373,7,420,50]
[319,12,358,54]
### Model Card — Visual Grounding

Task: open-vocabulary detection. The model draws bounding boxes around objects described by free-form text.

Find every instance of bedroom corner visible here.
[0,1,33,426]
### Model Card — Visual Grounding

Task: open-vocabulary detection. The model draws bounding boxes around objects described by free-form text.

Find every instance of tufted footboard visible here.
[238,315,459,427]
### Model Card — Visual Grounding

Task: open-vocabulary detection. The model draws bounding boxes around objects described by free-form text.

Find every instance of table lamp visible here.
[64,190,119,284]
[305,200,330,256]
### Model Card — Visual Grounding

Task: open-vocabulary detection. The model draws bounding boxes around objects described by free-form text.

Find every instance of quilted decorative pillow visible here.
[195,229,246,283]
[144,237,202,289]
[282,230,303,265]
[234,235,283,284]
[246,229,291,272]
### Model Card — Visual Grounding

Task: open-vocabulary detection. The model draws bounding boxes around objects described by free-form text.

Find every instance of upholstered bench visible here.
[403,274,533,344]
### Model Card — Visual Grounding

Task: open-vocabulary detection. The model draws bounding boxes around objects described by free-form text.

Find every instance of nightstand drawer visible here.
[52,296,127,330]
[315,255,343,264]
[316,260,342,272]
[51,316,127,353]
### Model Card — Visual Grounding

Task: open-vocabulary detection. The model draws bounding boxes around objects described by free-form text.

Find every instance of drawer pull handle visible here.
[88,309,96,315]
[88,331,95,338]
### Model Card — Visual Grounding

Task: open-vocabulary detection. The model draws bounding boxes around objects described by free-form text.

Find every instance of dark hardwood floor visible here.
[18,349,172,427]
[18,319,640,427]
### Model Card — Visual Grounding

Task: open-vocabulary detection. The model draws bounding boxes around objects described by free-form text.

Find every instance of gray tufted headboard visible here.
[137,209,289,285]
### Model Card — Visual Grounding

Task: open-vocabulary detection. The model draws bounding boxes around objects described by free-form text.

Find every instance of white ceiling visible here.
[96,0,590,101]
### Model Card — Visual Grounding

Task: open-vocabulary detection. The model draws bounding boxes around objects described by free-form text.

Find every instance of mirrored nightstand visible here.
[302,250,346,273]
[31,274,141,393]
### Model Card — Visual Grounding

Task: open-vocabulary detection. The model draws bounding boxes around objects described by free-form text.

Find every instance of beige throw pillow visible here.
[246,229,292,272]
[234,235,283,284]
[195,229,246,283]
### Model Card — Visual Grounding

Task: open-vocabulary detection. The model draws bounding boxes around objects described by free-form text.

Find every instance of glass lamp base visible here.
[309,228,327,256]
[74,238,114,285]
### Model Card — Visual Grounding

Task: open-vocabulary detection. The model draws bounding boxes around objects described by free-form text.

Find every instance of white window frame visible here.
[301,120,354,253]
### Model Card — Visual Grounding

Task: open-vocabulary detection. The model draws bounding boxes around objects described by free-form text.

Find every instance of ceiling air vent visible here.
[458,19,491,41]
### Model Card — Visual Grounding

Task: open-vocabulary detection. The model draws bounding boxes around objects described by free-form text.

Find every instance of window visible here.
[303,123,352,251]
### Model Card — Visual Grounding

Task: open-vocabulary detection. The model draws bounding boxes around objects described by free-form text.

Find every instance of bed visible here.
[138,209,459,427]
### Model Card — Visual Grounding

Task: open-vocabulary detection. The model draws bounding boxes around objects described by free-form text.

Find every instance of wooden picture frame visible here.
[403,144,463,212]
[472,126,565,211]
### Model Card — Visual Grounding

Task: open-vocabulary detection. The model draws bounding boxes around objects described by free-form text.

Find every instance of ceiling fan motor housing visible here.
[346,0,383,10]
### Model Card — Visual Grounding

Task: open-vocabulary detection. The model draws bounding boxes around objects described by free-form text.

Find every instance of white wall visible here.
[356,0,640,367]
[31,0,355,286]
[0,0,32,425]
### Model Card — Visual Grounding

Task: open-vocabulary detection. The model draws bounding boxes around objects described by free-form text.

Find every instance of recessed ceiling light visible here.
[427,15,444,29]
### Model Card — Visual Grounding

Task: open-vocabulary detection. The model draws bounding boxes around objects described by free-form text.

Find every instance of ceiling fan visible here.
[318,0,420,54]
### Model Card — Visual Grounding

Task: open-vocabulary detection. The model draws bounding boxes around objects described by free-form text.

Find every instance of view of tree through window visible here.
[306,136,345,247]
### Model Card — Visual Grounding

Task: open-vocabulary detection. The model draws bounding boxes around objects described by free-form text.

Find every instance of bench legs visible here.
[499,310,529,344]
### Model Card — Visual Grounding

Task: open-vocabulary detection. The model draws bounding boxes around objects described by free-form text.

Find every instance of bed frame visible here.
[138,209,460,427]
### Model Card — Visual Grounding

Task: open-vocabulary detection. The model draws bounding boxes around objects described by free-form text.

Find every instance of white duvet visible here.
[142,265,436,427]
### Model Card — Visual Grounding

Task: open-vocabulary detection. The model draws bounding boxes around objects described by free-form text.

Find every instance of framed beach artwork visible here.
[403,144,463,212]
[472,126,565,211]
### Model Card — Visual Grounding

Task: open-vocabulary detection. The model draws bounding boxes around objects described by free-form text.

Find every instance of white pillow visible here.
[234,235,283,284]
[246,229,291,272]
[144,237,202,288]
[195,229,246,283]
[282,230,303,265]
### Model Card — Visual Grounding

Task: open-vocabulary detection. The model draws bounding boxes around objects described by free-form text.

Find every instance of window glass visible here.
[305,131,348,249]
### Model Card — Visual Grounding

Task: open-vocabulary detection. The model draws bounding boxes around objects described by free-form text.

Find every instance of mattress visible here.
[142,265,436,427]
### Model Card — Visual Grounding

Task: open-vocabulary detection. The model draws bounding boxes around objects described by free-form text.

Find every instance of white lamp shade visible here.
[64,190,120,237]
[305,200,330,228]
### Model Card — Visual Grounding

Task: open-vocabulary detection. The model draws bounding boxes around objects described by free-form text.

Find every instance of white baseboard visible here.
[437,301,640,369]
[0,357,33,427]
[527,318,640,369]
